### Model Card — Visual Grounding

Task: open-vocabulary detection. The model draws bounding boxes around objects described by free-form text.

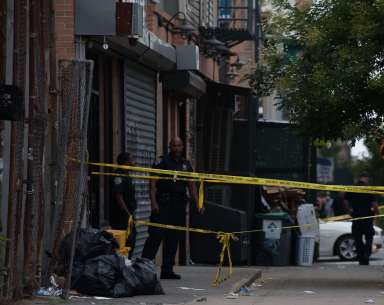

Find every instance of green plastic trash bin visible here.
[252,212,293,266]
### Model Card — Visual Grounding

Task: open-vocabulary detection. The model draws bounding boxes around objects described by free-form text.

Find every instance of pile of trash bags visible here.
[59,228,164,298]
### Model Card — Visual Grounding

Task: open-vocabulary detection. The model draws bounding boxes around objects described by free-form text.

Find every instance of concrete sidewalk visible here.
[187,263,384,305]
[252,264,384,305]
[18,266,261,305]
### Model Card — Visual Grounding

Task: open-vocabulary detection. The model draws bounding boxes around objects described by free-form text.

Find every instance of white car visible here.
[319,220,384,260]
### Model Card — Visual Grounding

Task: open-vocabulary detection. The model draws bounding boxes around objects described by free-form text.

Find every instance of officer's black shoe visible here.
[359,259,369,265]
[160,272,181,280]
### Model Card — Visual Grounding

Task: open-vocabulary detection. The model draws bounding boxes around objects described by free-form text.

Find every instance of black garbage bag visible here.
[72,255,164,297]
[58,228,119,269]
[131,258,164,295]
[114,258,164,297]
[72,254,125,297]
[71,260,85,286]
[112,266,136,298]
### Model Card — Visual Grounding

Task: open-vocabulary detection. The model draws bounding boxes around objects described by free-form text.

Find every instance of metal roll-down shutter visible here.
[124,61,156,256]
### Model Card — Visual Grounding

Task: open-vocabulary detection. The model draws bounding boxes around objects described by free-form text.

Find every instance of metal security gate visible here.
[124,61,156,256]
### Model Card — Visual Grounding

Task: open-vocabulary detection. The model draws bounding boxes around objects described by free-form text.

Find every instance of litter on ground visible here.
[177,287,206,291]
[303,290,316,295]
[225,292,239,299]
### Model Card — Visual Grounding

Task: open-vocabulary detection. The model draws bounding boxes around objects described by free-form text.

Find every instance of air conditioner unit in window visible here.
[75,0,144,37]
[116,0,144,37]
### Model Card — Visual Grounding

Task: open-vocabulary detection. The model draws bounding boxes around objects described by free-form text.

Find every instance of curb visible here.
[230,269,262,293]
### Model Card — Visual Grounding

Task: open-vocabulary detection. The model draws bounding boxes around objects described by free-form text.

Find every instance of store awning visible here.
[206,81,252,109]
[162,71,206,97]
[207,81,251,96]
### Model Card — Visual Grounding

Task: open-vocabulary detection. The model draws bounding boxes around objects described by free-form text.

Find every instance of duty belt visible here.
[157,193,187,202]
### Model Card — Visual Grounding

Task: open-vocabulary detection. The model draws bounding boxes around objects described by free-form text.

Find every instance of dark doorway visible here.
[86,51,101,228]
[86,50,114,228]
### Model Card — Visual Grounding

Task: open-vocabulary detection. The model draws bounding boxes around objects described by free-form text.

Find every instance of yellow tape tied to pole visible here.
[198,180,204,210]
[213,232,238,286]
[124,215,236,286]
[126,215,134,240]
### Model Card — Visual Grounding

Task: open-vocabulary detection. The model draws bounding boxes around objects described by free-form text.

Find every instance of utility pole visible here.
[245,0,261,265]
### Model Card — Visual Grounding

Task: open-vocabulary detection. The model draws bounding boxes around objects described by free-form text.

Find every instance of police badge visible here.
[114,177,123,185]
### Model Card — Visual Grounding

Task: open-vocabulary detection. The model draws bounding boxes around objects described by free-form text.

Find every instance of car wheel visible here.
[335,234,356,261]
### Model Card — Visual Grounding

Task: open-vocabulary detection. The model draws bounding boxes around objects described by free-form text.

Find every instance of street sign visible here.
[317,157,334,183]
[0,84,24,121]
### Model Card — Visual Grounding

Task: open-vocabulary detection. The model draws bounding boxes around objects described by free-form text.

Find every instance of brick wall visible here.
[146,3,157,33]
[230,40,256,87]
[55,0,76,60]
[149,6,182,45]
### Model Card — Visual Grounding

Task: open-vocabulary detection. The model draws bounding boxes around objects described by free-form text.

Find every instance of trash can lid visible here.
[254,212,290,220]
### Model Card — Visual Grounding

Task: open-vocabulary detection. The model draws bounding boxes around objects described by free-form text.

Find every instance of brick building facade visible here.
[1,0,258,298]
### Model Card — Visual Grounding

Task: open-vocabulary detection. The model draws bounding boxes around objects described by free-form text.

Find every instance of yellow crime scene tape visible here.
[93,171,384,190]
[69,158,384,197]
[68,158,384,286]
[92,172,224,184]
[123,213,384,286]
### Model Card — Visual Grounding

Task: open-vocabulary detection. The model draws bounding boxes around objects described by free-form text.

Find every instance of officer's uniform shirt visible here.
[112,169,137,213]
[346,181,376,218]
[153,154,193,195]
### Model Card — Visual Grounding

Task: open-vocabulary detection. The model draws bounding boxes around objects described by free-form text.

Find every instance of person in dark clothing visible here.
[345,172,379,265]
[142,137,202,280]
[332,192,350,216]
[315,192,328,219]
[111,152,137,257]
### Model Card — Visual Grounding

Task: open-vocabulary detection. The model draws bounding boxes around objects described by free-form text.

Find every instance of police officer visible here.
[345,172,379,265]
[142,137,202,279]
[111,152,137,257]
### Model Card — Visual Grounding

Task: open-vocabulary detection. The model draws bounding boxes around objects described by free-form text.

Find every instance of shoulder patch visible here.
[153,155,164,167]
[114,177,123,185]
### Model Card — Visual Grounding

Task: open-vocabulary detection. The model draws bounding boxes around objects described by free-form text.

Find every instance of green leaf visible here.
[248,0,384,142]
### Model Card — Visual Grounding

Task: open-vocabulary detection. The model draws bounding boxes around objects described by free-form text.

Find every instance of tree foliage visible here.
[351,138,384,187]
[250,0,384,142]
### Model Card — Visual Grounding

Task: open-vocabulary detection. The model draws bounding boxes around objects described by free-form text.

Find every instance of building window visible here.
[219,0,232,19]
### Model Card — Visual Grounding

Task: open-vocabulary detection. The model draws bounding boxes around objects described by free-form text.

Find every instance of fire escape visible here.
[195,1,259,207]
[199,0,256,50]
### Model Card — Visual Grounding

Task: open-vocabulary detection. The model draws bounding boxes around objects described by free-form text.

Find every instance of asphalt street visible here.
[319,248,384,266]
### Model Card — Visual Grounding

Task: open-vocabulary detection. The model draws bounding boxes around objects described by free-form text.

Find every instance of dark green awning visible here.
[162,71,206,97]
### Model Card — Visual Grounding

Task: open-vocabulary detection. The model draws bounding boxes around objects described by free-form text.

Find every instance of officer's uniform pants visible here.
[142,196,186,273]
[352,219,374,264]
